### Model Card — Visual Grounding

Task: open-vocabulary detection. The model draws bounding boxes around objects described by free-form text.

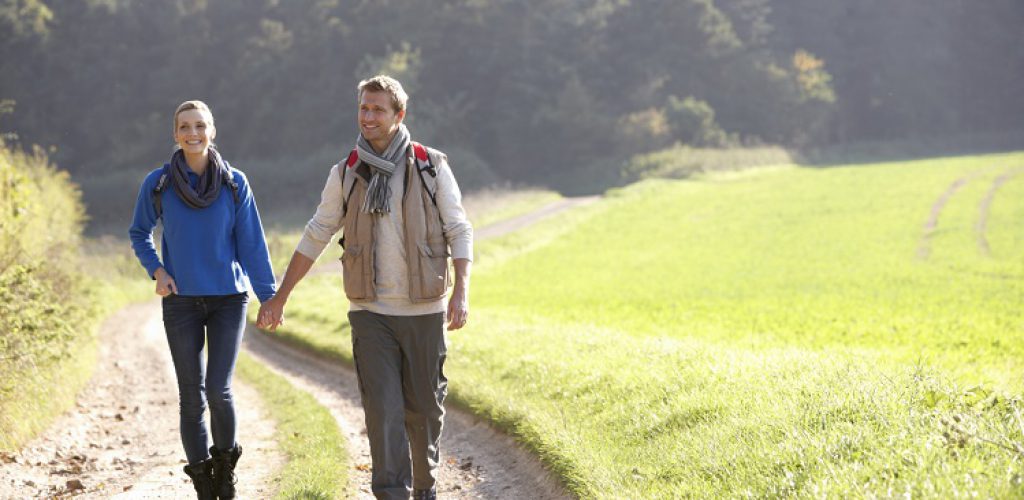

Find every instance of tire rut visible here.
[975,167,1023,256]
[243,327,571,499]
[917,170,986,259]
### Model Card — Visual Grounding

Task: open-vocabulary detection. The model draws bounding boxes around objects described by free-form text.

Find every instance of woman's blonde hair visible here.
[173,100,215,132]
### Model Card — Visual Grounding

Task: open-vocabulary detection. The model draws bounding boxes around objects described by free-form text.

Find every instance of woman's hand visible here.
[154,267,178,296]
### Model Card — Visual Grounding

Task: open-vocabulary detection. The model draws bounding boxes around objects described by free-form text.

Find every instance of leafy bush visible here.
[0,141,93,449]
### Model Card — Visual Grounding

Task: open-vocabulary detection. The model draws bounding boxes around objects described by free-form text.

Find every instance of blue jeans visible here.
[161,292,248,465]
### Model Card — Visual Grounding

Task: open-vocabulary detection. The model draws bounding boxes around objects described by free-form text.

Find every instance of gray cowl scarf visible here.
[169,147,230,210]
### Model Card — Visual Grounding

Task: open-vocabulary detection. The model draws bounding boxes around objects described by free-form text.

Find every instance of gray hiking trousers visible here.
[349,310,448,500]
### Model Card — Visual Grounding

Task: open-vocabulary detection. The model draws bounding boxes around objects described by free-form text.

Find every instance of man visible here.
[258,75,473,500]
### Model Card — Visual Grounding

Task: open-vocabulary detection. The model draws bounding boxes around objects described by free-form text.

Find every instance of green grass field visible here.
[264,151,1024,498]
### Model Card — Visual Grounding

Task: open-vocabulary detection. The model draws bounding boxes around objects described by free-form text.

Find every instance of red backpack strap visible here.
[411,142,436,177]
[345,148,359,169]
[412,142,429,163]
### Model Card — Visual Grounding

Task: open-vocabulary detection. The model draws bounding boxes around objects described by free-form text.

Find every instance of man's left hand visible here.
[447,286,469,330]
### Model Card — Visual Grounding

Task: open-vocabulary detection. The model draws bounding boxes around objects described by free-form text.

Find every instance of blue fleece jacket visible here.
[129,163,277,302]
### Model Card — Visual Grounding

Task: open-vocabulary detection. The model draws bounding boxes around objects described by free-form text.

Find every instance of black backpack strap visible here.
[153,164,240,219]
[152,164,171,219]
[223,168,240,205]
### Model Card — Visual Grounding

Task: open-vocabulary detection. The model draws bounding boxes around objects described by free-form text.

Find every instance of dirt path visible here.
[0,300,284,499]
[240,197,596,498]
[311,196,600,277]
[975,167,1023,256]
[1,196,592,498]
[474,196,600,240]
[244,329,570,499]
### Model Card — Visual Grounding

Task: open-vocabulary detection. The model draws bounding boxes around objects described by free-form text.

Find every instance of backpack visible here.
[152,163,240,219]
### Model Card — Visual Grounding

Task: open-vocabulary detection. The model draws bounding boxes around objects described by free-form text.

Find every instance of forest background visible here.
[1,0,1022,231]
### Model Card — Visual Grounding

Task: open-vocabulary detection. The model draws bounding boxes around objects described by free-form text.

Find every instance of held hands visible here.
[257,295,286,331]
[154,268,177,296]
[446,286,469,330]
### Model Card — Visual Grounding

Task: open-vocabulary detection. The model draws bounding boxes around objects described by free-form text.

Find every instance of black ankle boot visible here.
[210,444,242,499]
[182,459,215,500]
[413,488,437,500]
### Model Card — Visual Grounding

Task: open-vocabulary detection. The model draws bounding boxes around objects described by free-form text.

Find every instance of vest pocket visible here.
[341,244,371,300]
[416,241,450,300]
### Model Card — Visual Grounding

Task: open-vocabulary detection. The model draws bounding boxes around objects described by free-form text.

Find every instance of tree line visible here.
[1,0,1021,195]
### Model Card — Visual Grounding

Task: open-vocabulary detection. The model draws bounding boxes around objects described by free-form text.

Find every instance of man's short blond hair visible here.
[358,75,408,113]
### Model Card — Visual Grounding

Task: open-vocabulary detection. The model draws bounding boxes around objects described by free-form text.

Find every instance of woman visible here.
[129,100,276,499]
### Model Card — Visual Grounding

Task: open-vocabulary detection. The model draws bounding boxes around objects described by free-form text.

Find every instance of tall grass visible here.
[0,143,94,449]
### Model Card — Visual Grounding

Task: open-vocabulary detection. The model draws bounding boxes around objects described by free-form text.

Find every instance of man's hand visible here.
[446,286,469,330]
[258,295,286,331]
[154,267,177,296]
[447,258,471,330]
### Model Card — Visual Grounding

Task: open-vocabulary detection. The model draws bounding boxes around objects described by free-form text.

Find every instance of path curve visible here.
[0,300,284,499]
[244,328,571,499]
[244,195,598,497]
[312,196,601,276]
[474,196,600,240]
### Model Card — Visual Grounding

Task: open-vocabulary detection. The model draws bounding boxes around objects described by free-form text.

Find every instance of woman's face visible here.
[174,109,216,156]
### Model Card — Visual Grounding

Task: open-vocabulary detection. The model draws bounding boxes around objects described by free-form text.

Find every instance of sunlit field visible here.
[263,152,1024,498]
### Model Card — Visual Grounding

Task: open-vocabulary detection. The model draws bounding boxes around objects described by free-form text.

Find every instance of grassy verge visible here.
[235,351,350,499]
[263,150,1024,497]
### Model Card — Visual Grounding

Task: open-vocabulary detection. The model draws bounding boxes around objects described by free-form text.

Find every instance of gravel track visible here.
[0,300,283,499]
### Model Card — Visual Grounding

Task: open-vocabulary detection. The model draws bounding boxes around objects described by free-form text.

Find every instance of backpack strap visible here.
[152,163,240,219]
[411,142,438,207]
[222,162,241,205]
[338,149,360,249]
[152,164,172,219]
[341,148,360,215]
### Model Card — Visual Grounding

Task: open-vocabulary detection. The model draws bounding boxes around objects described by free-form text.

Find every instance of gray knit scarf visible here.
[169,147,229,210]
[355,123,411,215]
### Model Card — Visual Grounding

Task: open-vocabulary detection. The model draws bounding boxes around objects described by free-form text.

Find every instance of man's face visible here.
[358,91,404,148]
